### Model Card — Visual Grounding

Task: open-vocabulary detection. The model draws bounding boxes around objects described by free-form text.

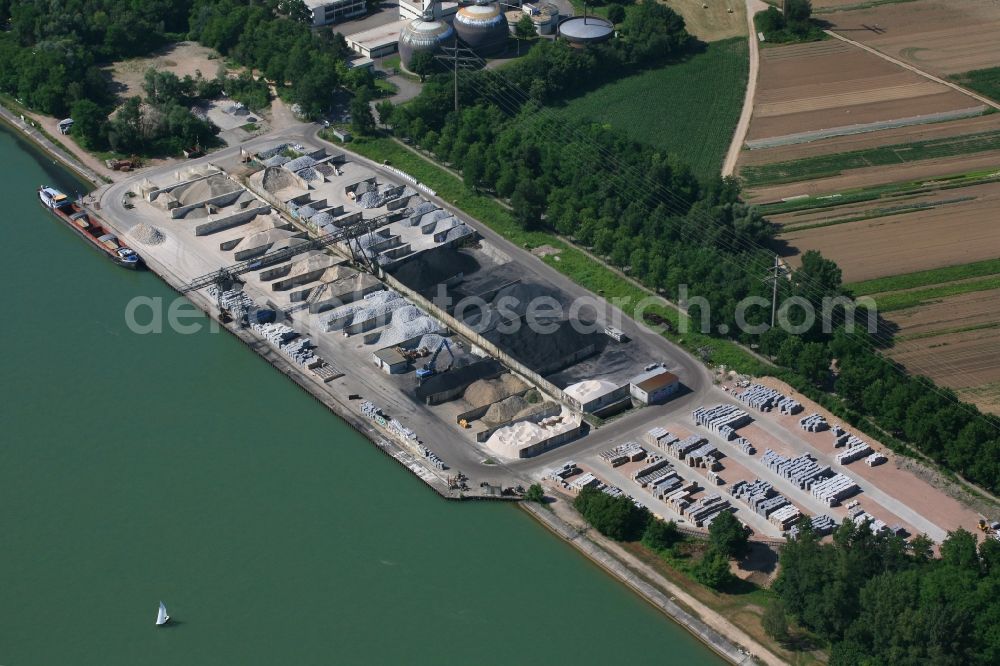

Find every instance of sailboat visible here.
[155,601,170,627]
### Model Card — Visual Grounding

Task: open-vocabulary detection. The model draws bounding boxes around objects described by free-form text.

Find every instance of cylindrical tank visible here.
[454,2,509,56]
[399,19,455,67]
[557,16,614,47]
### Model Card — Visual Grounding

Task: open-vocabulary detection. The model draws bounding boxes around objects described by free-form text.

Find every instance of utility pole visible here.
[435,43,481,115]
[766,254,786,328]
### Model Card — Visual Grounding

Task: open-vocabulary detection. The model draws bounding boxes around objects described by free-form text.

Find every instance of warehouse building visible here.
[629,368,680,405]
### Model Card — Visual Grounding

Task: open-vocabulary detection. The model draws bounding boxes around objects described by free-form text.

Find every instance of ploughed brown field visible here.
[747,41,974,141]
[887,289,1000,414]
[778,182,1000,281]
[825,0,1000,77]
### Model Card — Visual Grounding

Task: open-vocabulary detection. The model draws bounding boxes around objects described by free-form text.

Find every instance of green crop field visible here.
[950,67,1000,104]
[848,258,1000,297]
[554,38,748,181]
[741,130,1000,186]
[870,276,1000,313]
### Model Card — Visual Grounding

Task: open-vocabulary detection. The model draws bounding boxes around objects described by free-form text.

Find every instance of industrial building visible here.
[346,19,411,59]
[399,0,459,21]
[304,0,366,26]
[629,368,679,405]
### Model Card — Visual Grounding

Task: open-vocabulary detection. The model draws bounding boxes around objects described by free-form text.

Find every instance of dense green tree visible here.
[708,510,749,559]
[694,546,733,589]
[69,99,108,150]
[642,517,680,551]
[607,4,626,23]
[350,94,376,136]
[408,50,435,82]
[523,483,545,503]
[573,487,649,541]
[375,100,395,127]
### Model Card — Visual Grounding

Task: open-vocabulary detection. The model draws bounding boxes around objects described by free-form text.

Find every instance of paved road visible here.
[721,0,768,177]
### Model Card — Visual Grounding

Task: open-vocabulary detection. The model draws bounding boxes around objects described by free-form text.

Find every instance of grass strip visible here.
[896,322,1000,343]
[874,276,1000,312]
[849,258,1000,296]
[741,130,1000,187]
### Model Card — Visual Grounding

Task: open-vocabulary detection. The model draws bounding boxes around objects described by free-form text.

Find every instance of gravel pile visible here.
[463,374,528,408]
[174,173,240,206]
[129,223,165,245]
[261,167,297,193]
[483,395,530,424]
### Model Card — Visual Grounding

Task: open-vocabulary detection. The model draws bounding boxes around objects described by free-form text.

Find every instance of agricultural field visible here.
[661,0,746,42]
[824,0,1000,79]
[554,38,748,180]
[746,40,976,143]
[776,180,1000,282]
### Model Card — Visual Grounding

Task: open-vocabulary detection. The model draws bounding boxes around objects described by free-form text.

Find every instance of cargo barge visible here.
[38,186,142,268]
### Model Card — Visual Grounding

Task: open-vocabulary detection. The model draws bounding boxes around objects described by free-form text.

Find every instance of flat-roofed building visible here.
[305,0,367,26]
[629,368,680,405]
[345,19,410,58]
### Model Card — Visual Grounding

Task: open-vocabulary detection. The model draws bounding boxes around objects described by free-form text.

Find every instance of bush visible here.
[694,546,734,589]
[642,517,680,551]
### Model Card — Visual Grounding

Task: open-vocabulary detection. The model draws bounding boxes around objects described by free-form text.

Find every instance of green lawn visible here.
[848,258,1000,296]
[553,38,748,180]
[742,130,1000,187]
[950,67,1000,104]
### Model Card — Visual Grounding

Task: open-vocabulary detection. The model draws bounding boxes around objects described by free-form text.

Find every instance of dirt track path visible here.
[722,0,769,177]
[824,30,1000,112]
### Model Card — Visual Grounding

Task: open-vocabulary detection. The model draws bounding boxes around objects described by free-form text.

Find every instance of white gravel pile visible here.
[129,223,165,246]
[485,407,579,459]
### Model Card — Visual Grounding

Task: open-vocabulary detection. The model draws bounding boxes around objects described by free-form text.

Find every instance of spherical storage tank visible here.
[454,2,509,56]
[399,19,455,68]
[557,16,614,47]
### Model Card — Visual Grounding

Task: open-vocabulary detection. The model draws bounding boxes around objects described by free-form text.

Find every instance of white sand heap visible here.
[233,228,303,253]
[564,379,619,405]
[128,223,165,246]
[484,407,580,459]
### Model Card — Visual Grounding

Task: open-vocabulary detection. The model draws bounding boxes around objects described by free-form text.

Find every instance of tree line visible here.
[773,520,1000,664]
[378,1,1000,494]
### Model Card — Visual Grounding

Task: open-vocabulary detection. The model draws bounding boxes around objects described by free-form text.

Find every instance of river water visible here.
[0,123,723,665]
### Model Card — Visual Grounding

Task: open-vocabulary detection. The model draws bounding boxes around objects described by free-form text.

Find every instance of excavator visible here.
[416,338,454,381]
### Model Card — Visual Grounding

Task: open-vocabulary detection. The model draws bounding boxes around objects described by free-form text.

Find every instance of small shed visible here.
[372,346,409,374]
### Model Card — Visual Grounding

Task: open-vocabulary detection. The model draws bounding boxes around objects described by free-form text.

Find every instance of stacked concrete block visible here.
[644,426,671,448]
[548,462,579,480]
[684,495,731,528]
[836,441,873,465]
[799,413,829,432]
[692,404,753,436]
[634,460,673,486]
[650,473,684,499]
[684,442,720,469]
[600,442,646,467]
[865,452,887,467]
[769,504,802,530]
[763,450,830,490]
[788,514,837,539]
[811,473,860,506]
[737,384,803,414]
[733,437,756,455]
[667,435,708,461]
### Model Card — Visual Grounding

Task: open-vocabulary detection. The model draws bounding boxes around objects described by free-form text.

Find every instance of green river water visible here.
[0,123,723,665]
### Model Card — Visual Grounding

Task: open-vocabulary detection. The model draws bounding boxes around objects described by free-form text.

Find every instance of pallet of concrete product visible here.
[644,426,671,448]
[569,472,601,491]
[836,441,872,465]
[548,461,579,480]
[692,403,752,433]
[811,473,859,506]
[769,504,802,530]
[634,460,672,485]
[651,474,683,498]
[311,363,342,382]
[799,413,829,432]
[865,452,887,467]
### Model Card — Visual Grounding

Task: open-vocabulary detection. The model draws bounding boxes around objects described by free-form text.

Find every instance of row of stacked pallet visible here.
[736,384,803,414]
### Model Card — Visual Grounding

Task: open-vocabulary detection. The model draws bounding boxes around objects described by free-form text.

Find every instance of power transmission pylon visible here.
[434,43,482,113]
[765,254,788,328]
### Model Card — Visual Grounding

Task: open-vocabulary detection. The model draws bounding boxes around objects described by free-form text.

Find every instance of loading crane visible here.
[416,338,454,381]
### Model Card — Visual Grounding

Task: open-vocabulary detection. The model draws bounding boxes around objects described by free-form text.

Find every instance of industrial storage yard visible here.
[83,123,987,549]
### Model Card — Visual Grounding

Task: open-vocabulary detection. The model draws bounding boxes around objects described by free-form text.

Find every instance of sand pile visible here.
[173,173,240,206]
[129,223,165,246]
[287,252,341,278]
[463,374,528,408]
[484,407,579,458]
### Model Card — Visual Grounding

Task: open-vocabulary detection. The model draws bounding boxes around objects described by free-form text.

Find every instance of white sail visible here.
[155,601,169,626]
